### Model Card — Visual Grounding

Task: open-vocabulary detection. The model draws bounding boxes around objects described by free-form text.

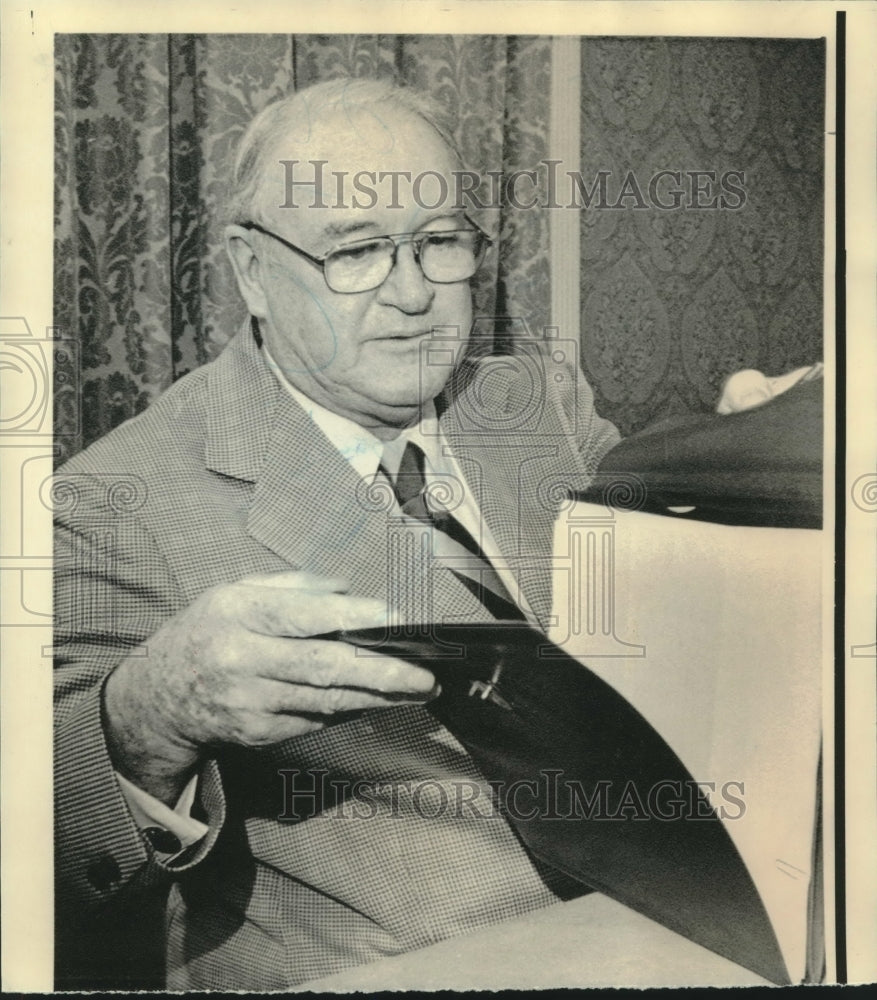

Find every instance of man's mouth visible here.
[377,330,430,342]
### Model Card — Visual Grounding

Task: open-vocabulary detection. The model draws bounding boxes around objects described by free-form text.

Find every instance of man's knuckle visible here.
[238,716,274,748]
[213,640,244,674]
[322,685,348,713]
[314,654,346,689]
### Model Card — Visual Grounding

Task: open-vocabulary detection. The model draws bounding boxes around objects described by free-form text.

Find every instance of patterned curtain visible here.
[578,38,824,436]
[53,34,550,464]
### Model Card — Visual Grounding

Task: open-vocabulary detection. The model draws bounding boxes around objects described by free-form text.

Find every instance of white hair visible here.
[227,77,462,224]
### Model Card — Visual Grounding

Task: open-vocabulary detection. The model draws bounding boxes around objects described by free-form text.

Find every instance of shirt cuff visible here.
[116,770,209,860]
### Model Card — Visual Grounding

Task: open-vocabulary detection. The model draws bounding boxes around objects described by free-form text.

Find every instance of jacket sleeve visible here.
[543,355,622,472]
[53,470,226,950]
[573,369,622,470]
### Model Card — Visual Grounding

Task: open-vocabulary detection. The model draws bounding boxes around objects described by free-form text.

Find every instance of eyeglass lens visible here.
[326,230,484,293]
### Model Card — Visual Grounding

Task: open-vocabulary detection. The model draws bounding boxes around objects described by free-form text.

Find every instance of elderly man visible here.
[52,76,652,989]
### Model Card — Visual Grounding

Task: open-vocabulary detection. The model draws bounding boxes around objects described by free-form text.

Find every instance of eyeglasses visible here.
[242,217,492,294]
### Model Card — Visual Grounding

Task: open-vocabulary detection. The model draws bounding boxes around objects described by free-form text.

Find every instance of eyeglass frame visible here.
[240,215,493,294]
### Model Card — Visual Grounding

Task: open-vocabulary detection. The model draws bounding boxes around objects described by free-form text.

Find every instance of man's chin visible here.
[358,391,444,433]
[371,375,452,409]
[371,398,431,426]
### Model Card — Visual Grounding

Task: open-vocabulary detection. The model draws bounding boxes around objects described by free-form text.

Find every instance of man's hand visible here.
[103,571,436,805]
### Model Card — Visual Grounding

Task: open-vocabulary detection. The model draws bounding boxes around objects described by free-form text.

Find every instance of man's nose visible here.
[375,243,435,313]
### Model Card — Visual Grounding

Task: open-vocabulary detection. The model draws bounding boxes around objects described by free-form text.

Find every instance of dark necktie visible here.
[382,441,526,622]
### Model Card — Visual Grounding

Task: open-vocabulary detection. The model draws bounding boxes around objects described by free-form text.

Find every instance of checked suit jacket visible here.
[53,322,620,990]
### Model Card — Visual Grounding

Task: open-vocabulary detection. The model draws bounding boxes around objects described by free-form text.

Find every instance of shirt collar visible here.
[263,345,440,480]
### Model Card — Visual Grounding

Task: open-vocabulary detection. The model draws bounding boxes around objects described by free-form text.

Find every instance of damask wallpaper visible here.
[578,38,824,435]
[53,34,824,459]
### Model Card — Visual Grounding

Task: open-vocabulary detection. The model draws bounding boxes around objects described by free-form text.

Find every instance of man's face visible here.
[232,108,473,436]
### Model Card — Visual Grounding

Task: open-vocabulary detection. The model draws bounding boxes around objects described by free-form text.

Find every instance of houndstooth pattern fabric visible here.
[54,322,620,989]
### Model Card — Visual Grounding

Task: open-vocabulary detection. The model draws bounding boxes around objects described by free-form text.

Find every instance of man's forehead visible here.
[270,103,454,172]
[258,105,462,234]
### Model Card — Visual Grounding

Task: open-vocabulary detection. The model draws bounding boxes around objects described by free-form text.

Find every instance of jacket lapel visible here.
[247,398,392,589]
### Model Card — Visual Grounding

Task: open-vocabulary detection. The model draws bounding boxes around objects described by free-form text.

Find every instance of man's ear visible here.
[225,225,269,319]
